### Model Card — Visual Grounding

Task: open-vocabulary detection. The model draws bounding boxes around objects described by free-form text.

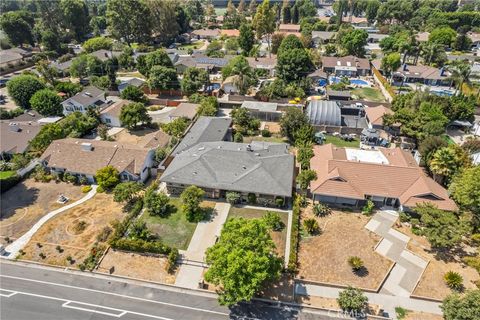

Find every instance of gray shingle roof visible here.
[64,86,105,107]
[171,116,232,156]
[161,141,294,197]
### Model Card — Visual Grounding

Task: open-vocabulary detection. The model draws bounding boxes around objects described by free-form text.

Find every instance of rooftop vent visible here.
[246,144,252,151]
[84,92,92,97]
[81,142,93,151]
[8,123,20,132]
[27,112,36,117]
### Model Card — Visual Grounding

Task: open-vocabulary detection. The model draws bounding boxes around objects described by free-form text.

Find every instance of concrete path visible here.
[365,210,428,297]
[174,202,231,289]
[295,283,442,318]
[2,185,98,259]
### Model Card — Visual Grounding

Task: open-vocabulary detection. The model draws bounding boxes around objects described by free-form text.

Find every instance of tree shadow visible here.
[201,206,217,222]
[0,182,40,220]
[229,300,300,320]
[353,267,369,278]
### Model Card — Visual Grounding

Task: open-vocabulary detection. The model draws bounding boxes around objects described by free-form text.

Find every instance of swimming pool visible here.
[329,76,370,86]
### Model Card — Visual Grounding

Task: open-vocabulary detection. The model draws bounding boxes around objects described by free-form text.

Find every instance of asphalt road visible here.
[0,262,343,320]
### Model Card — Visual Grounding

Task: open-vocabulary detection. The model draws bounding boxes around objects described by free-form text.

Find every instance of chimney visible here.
[8,123,20,132]
[80,142,93,151]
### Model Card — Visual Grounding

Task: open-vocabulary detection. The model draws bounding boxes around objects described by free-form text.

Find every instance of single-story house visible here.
[467,32,480,50]
[168,102,199,121]
[392,64,452,87]
[246,57,277,77]
[40,138,155,183]
[0,122,41,157]
[191,28,220,40]
[241,101,282,121]
[326,89,351,101]
[342,16,368,27]
[279,24,301,33]
[161,141,294,204]
[321,56,371,77]
[50,59,73,76]
[309,144,458,211]
[118,78,146,93]
[61,86,108,115]
[364,105,394,129]
[89,49,121,62]
[367,33,388,43]
[0,47,32,68]
[175,55,232,74]
[99,100,130,127]
[171,116,232,157]
[312,31,336,45]
[305,100,342,127]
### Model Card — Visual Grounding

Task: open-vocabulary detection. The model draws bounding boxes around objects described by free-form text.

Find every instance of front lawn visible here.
[324,135,359,148]
[141,197,214,250]
[178,40,205,51]
[352,87,386,102]
[228,206,288,257]
[0,170,16,179]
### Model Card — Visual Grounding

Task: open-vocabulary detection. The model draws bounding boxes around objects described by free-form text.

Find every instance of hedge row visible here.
[109,200,144,243]
[110,238,173,255]
[287,195,301,272]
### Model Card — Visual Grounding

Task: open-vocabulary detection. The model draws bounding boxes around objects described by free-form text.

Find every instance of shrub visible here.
[303,218,320,235]
[362,200,374,215]
[66,255,74,264]
[166,249,179,273]
[4,236,11,243]
[79,177,88,185]
[234,131,243,142]
[399,212,410,223]
[81,185,92,193]
[337,286,368,312]
[395,307,408,319]
[288,195,301,272]
[313,203,331,217]
[73,220,88,234]
[444,271,463,290]
[263,211,285,231]
[110,238,172,255]
[226,191,241,204]
[96,226,113,242]
[96,186,105,193]
[80,243,106,271]
[463,256,480,273]
[247,193,256,204]
[261,129,271,137]
[348,256,364,271]
[18,249,25,255]
[275,197,285,208]
[36,242,42,248]
[39,252,46,259]
[471,234,480,246]
[55,245,63,253]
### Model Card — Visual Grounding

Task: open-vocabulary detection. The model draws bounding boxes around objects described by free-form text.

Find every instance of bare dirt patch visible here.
[0,179,83,245]
[396,224,480,300]
[21,193,124,267]
[263,122,281,134]
[404,311,443,320]
[97,249,176,284]
[297,209,393,290]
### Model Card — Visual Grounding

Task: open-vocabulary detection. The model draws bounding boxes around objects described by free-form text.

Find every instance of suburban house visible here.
[241,101,283,121]
[312,31,336,45]
[364,105,394,129]
[191,28,220,40]
[118,78,146,93]
[309,144,457,211]
[61,86,108,115]
[392,64,452,87]
[99,100,130,127]
[278,24,301,33]
[326,89,351,101]
[0,47,32,68]
[40,138,155,183]
[89,49,120,62]
[467,32,480,50]
[174,55,231,74]
[170,116,232,157]
[341,16,369,27]
[221,29,240,37]
[246,57,277,77]
[161,141,294,205]
[168,102,199,121]
[0,122,41,157]
[321,56,371,77]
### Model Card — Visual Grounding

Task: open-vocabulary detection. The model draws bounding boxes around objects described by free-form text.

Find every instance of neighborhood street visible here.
[0,262,343,320]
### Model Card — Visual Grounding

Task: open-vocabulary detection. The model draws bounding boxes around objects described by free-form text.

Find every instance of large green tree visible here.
[252,0,276,56]
[106,0,152,46]
[95,165,120,190]
[161,117,188,138]
[7,75,45,109]
[60,0,90,41]
[148,66,178,91]
[280,106,309,142]
[197,96,218,116]
[180,185,205,222]
[441,289,480,320]
[0,11,34,46]
[449,166,480,220]
[429,27,457,47]
[82,37,113,53]
[222,56,256,95]
[339,29,368,57]
[120,85,146,103]
[181,67,208,96]
[238,22,255,55]
[119,102,151,129]
[144,187,170,217]
[29,89,63,116]
[430,145,471,184]
[113,181,143,203]
[205,217,282,306]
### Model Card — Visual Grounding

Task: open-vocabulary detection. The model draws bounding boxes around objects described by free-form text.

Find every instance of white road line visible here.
[63,301,127,318]
[0,289,17,298]
[0,274,229,316]
[1,289,175,320]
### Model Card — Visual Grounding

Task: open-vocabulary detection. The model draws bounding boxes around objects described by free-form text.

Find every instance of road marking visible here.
[0,289,17,298]
[1,289,176,320]
[0,274,228,316]
[62,301,127,318]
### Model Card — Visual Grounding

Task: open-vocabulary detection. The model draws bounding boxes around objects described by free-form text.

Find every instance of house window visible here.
[105,118,111,124]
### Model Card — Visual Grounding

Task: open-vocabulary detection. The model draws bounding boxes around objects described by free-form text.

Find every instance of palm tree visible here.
[447,61,472,96]
[420,41,444,66]
[429,147,457,183]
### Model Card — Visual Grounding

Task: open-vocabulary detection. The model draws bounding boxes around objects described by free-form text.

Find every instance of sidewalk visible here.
[2,185,98,259]
[174,202,231,289]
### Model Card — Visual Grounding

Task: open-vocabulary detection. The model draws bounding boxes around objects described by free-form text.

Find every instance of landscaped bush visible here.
[96,186,105,193]
[303,218,320,235]
[399,212,410,223]
[275,197,285,208]
[362,200,375,215]
[348,256,364,271]
[462,256,480,273]
[96,226,113,242]
[287,195,301,272]
[263,211,284,231]
[166,249,179,273]
[78,243,106,271]
[32,166,52,183]
[261,129,271,137]
[81,185,92,193]
[226,191,241,204]
[247,193,256,204]
[110,238,173,255]
[313,202,332,217]
[471,234,480,246]
[444,271,463,290]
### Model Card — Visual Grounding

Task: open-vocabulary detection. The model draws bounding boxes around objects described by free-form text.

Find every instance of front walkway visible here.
[174,202,231,289]
[2,185,98,259]
[365,210,428,297]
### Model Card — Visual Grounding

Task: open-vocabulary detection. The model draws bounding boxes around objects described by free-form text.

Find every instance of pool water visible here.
[329,77,370,86]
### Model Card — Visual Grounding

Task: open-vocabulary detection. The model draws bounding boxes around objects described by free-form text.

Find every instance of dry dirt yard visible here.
[97,249,176,284]
[0,179,83,245]
[297,209,393,290]
[20,193,124,267]
[396,224,480,300]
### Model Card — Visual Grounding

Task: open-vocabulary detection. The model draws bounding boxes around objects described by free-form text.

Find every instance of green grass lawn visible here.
[141,198,214,250]
[352,87,386,102]
[178,40,205,51]
[242,135,288,144]
[228,206,288,257]
[324,135,359,148]
[215,7,227,16]
[0,171,16,179]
